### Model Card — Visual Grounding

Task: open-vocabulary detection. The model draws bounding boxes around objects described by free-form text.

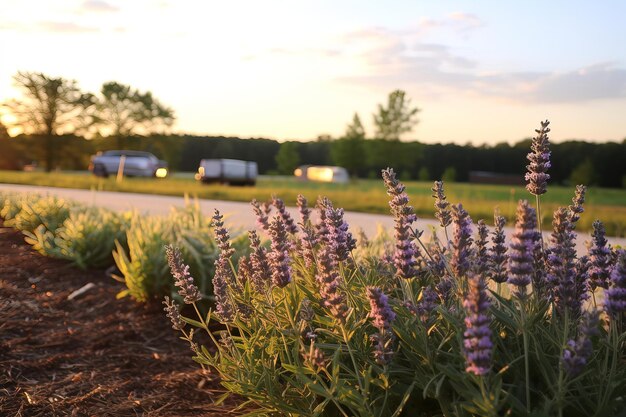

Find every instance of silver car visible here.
[89,150,168,178]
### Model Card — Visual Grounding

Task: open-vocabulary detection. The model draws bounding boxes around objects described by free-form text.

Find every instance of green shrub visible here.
[26,207,129,269]
[112,203,239,302]
[3,195,73,233]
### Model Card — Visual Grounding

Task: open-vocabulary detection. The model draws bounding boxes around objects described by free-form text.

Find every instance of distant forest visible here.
[1,132,625,188]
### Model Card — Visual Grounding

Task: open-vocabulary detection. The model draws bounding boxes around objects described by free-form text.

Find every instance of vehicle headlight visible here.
[155,168,168,178]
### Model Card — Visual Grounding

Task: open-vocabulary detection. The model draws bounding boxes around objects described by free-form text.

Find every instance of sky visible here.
[1,0,626,145]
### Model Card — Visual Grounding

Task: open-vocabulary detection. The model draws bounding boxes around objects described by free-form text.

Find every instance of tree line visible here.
[1,71,625,188]
[1,129,625,188]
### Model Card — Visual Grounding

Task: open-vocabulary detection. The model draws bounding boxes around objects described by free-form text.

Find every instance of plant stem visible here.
[520,303,531,412]
[535,194,545,251]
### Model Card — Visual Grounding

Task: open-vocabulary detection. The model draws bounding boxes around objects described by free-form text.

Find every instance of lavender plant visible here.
[164,122,625,417]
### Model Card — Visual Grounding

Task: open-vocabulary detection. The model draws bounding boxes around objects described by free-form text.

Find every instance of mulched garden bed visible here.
[0,223,244,416]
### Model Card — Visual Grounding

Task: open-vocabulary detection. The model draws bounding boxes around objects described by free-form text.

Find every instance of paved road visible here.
[2,183,624,254]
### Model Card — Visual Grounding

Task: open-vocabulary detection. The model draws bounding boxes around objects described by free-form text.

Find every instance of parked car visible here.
[294,165,349,183]
[195,159,258,185]
[89,150,168,178]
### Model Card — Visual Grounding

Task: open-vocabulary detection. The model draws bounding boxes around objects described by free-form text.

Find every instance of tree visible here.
[570,158,595,186]
[0,119,21,170]
[275,142,300,175]
[441,166,457,183]
[373,89,419,141]
[331,113,367,177]
[96,81,175,148]
[3,71,96,171]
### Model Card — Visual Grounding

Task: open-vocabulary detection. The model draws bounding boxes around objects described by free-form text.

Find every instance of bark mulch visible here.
[0,223,246,416]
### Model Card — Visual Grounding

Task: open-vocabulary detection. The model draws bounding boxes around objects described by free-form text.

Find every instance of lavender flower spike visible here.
[316,244,347,322]
[463,274,493,376]
[212,210,236,321]
[568,185,586,227]
[473,220,489,275]
[507,201,537,299]
[588,220,611,291]
[272,196,298,235]
[432,181,451,228]
[605,249,626,318]
[248,230,272,292]
[163,296,185,330]
[546,207,579,315]
[562,311,600,377]
[489,214,508,284]
[165,245,202,304]
[382,168,420,280]
[325,207,356,263]
[296,194,311,225]
[268,215,292,288]
[525,120,551,196]
[366,287,396,332]
[450,204,473,278]
[251,199,270,231]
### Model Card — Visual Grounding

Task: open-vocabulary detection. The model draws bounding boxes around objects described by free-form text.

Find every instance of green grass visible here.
[2,170,626,236]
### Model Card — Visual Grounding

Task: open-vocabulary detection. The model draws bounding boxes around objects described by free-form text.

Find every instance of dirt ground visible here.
[0,223,245,416]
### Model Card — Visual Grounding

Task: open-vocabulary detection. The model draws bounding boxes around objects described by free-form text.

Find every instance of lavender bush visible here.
[159,121,621,416]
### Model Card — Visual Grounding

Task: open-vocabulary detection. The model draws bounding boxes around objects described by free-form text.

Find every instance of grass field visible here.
[1,170,626,236]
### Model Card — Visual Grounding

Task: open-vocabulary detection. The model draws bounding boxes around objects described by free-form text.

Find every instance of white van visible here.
[195,159,258,186]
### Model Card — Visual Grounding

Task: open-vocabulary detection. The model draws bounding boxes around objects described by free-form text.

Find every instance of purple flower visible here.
[315,196,332,245]
[525,120,551,196]
[588,220,611,291]
[212,210,236,321]
[489,214,508,284]
[568,185,586,227]
[324,207,356,263]
[366,287,396,331]
[473,219,489,275]
[382,168,420,280]
[316,244,347,322]
[237,256,252,287]
[251,199,270,231]
[163,296,185,330]
[416,286,439,322]
[268,215,292,288]
[507,200,539,299]
[436,276,454,303]
[432,181,451,228]
[165,245,202,304]
[605,249,626,318]
[450,204,473,278]
[272,196,298,235]
[296,194,311,225]
[298,224,318,269]
[562,311,600,377]
[463,274,492,376]
[248,230,272,292]
[370,332,394,365]
[212,210,235,258]
[575,255,591,305]
[366,288,396,365]
[546,207,579,315]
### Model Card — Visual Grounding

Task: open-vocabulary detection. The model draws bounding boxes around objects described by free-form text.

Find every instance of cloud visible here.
[447,12,484,33]
[337,25,626,103]
[523,63,626,102]
[39,21,98,33]
[80,0,119,13]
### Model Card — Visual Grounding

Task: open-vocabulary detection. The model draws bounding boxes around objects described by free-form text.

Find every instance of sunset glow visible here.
[1,0,625,144]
